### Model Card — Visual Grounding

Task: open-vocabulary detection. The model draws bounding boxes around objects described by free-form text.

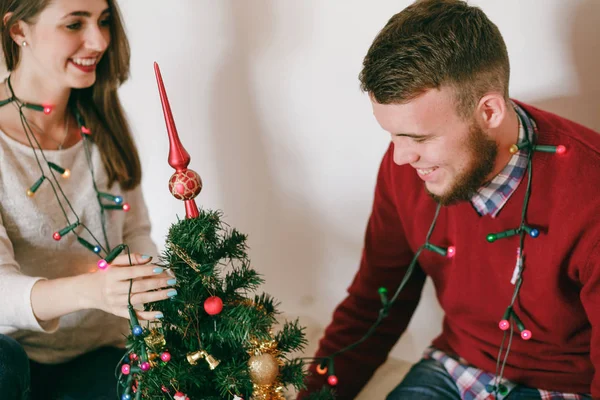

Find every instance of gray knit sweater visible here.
[0,129,157,364]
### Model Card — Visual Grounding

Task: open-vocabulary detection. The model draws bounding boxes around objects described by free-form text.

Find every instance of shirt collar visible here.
[470,101,536,217]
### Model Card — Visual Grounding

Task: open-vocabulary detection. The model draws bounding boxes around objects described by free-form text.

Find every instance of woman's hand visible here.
[77,253,177,321]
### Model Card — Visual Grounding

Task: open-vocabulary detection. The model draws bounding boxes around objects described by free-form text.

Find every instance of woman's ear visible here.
[3,13,28,47]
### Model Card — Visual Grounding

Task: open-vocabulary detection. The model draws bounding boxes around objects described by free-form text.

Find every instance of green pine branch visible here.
[117,208,334,399]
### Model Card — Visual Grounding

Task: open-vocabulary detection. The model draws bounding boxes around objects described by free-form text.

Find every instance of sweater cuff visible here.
[3,274,59,333]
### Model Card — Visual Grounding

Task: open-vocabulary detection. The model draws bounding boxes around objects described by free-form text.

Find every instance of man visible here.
[302,0,600,399]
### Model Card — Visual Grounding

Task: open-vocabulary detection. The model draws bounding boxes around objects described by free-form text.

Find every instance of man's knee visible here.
[386,358,460,400]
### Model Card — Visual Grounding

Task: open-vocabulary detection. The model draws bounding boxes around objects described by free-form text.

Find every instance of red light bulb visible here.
[446,246,456,258]
[43,105,53,115]
[556,145,566,155]
[498,319,510,331]
[122,203,131,212]
[53,232,61,241]
[327,375,338,386]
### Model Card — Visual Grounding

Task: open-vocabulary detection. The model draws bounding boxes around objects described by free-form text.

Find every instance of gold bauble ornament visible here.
[144,330,166,350]
[248,353,279,385]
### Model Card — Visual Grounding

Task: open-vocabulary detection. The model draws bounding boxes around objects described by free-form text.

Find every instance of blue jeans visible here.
[386,358,581,400]
[0,334,125,400]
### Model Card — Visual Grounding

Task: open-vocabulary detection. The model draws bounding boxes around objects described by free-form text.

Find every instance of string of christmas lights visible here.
[1,76,150,397]
[309,123,566,399]
[2,75,130,264]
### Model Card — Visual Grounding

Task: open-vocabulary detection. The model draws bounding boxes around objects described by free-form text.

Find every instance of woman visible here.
[0,0,175,398]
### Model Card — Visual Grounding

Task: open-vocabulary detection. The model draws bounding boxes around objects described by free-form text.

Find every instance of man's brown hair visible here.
[359,0,510,119]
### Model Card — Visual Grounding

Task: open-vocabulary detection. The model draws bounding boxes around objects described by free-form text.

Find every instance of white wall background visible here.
[118,0,600,364]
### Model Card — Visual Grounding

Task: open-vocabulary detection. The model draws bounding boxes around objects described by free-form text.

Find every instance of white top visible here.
[0,128,157,364]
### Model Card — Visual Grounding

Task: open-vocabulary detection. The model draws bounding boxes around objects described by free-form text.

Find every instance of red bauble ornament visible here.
[160,351,171,362]
[204,296,223,315]
[168,170,202,200]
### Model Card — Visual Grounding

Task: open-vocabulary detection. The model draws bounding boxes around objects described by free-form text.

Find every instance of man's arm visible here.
[579,237,600,397]
[300,144,427,399]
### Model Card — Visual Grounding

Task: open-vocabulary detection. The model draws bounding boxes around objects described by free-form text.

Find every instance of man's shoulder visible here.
[515,100,600,159]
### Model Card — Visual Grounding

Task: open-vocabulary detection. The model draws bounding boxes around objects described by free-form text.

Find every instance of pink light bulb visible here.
[521,330,532,340]
[121,364,131,375]
[43,105,53,115]
[498,319,510,331]
[81,126,91,135]
[122,203,131,212]
[97,259,108,270]
[556,145,566,155]
[327,375,338,386]
[446,246,456,258]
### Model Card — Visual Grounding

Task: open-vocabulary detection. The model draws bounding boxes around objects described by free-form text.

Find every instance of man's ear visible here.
[475,93,507,130]
[3,13,28,46]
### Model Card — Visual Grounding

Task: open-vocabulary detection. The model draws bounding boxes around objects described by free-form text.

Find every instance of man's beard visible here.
[427,122,498,206]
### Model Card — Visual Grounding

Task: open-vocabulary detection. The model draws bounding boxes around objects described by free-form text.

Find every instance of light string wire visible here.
[2,77,151,399]
[308,127,548,400]
[4,75,120,256]
[491,132,536,398]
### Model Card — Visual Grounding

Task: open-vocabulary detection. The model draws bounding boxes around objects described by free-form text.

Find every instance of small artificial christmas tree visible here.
[115,63,335,400]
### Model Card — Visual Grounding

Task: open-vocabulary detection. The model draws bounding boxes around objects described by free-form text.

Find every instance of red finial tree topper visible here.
[154,62,202,219]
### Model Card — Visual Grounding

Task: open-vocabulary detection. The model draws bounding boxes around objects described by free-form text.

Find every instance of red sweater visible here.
[303,103,600,399]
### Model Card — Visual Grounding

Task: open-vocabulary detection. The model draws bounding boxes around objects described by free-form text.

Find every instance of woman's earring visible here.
[21,41,27,47]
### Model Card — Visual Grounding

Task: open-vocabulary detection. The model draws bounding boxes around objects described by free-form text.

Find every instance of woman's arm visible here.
[31,253,176,323]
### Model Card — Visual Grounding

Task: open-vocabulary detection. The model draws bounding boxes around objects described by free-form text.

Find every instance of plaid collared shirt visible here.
[422,103,591,399]
[471,102,533,217]
[423,347,589,400]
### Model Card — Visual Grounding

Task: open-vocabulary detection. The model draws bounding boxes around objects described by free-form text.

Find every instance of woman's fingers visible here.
[113,288,176,309]
[111,308,163,321]
[110,253,153,267]
[129,276,176,294]
[128,288,177,307]
[136,310,166,321]
[111,264,166,281]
